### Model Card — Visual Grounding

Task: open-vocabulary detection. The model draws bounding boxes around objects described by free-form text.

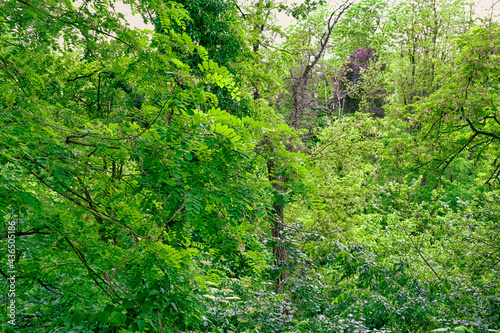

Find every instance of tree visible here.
[335,46,386,117]
[307,114,388,232]
[384,0,474,106]
[286,1,353,130]
[0,0,314,330]
[409,24,500,189]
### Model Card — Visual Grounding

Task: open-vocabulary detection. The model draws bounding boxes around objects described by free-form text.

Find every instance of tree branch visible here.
[0,228,53,239]
[466,117,500,141]
[283,223,350,235]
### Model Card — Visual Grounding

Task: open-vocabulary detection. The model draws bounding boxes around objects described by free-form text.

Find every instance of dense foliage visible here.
[0,0,499,332]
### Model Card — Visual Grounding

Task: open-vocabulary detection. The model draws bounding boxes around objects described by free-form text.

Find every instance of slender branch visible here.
[0,228,53,239]
[109,242,141,281]
[62,235,111,296]
[400,220,441,280]
[283,223,350,235]
[0,269,9,279]
[17,109,77,134]
[66,138,121,150]
[36,279,63,295]
[107,100,168,140]
[67,70,101,82]
[433,133,478,185]
[235,3,247,18]
[22,165,141,238]
[16,0,36,7]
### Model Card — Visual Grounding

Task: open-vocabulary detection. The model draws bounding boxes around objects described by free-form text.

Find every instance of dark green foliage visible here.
[164,0,244,68]
[153,0,253,117]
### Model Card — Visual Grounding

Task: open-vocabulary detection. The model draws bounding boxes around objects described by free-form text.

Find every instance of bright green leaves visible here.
[408,23,500,190]
[197,45,209,61]
[199,59,217,72]
[198,60,241,100]
[455,25,500,78]
[210,123,241,144]
[292,113,389,231]
[0,0,265,331]
[147,241,185,269]
[157,1,191,31]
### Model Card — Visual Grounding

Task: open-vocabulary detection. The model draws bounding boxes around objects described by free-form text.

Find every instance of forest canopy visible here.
[0,0,499,332]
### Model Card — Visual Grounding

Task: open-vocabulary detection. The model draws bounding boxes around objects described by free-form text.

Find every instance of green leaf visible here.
[197,46,209,61]
[98,311,110,324]
[88,313,97,325]
[137,319,146,331]
[104,304,114,313]
[72,310,85,325]
[122,300,135,311]
[115,313,127,325]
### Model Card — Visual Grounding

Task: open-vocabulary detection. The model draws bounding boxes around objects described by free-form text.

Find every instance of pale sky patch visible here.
[111,0,499,30]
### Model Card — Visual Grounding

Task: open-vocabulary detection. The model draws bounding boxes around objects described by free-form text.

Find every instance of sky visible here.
[471,0,500,20]
[113,1,152,30]
[113,0,499,30]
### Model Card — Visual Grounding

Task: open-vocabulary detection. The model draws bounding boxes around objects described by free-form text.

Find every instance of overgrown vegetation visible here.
[0,0,499,332]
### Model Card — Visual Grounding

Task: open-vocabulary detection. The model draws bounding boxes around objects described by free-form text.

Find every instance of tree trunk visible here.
[267,158,287,293]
